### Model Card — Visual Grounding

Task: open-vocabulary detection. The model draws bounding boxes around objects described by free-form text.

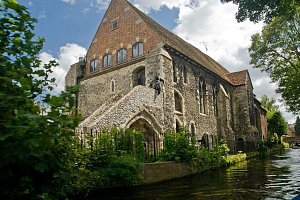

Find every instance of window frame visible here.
[174,90,183,113]
[117,48,127,64]
[173,61,177,83]
[182,65,187,84]
[199,78,207,114]
[103,54,112,69]
[112,19,118,30]
[132,42,144,58]
[212,84,218,117]
[90,59,99,74]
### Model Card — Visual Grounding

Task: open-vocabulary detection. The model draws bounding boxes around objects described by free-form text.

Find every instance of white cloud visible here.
[38,11,47,19]
[89,0,110,10]
[39,43,87,94]
[61,0,76,5]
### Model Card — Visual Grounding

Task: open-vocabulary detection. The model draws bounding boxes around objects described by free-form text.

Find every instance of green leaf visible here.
[35,162,48,173]
[0,132,14,141]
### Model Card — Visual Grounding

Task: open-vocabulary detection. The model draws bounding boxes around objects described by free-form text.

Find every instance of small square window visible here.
[112,20,118,29]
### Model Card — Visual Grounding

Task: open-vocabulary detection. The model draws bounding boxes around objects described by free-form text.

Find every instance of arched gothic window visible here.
[132,67,146,87]
[199,78,207,114]
[182,65,187,84]
[173,61,177,82]
[174,90,183,113]
[212,84,218,116]
[137,69,145,86]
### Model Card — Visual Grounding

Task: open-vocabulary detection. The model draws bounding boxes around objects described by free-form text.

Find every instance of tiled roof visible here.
[125,0,231,82]
[226,70,248,86]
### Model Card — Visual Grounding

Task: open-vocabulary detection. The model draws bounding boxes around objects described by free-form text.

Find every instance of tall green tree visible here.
[267,111,288,139]
[295,116,300,136]
[0,0,80,199]
[260,95,279,114]
[249,9,300,115]
[221,0,299,23]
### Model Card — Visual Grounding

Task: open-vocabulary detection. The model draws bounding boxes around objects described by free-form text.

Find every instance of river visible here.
[92,149,300,200]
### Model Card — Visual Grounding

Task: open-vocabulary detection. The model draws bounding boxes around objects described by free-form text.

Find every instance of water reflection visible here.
[90,149,300,200]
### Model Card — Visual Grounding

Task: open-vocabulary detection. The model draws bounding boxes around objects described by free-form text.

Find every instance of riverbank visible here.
[140,145,286,185]
[140,153,247,184]
[90,148,300,200]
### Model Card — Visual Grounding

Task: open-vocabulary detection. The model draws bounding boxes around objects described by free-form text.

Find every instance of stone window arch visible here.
[132,66,146,87]
[174,90,183,113]
[103,54,112,69]
[199,77,207,114]
[132,42,144,58]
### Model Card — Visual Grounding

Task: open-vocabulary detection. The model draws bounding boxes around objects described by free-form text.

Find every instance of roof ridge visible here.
[227,69,248,74]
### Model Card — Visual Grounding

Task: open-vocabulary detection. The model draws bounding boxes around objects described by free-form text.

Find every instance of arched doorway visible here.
[132,67,145,87]
[129,118,161,161]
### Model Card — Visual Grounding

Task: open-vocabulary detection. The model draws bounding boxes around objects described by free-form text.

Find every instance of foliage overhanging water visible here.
[89,149,300,200]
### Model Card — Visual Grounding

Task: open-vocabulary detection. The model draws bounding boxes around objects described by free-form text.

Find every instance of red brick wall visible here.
[260,114,268,141]
[85,0,161,77]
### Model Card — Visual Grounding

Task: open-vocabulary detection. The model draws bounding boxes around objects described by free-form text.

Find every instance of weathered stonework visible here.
[65,0,267,148]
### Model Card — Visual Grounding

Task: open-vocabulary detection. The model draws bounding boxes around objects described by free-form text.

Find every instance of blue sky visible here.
[17,0,295,123]
[19,0,179,57]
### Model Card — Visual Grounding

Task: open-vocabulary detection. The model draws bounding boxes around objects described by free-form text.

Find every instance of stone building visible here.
[65,0,267,149]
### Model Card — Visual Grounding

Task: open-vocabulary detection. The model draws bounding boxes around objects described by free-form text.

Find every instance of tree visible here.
[268,111,288,139]
[0,0,80,199]
[221,0,299,23]
[295,116,300,136]
[260,95,279,114]
[249,9,300,115]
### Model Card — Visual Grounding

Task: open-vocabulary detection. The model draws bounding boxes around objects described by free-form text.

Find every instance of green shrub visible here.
[217,139,230,156]
[100,155,141,187]
[162,128,197,162]
[70,129,144,197]
[196,146,226,171]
